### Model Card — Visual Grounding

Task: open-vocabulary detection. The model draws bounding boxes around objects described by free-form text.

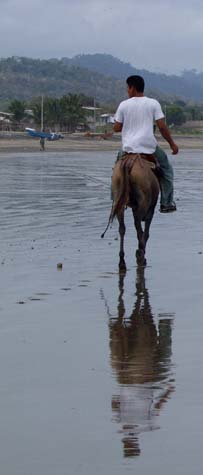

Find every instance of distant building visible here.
[100,113,115,125]
[0,111,13,130]
[25,109,34,117]
[81,107,115,131]
[82,105,100,131]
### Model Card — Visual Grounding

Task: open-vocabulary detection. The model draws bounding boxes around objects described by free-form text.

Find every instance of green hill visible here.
[0,54,203,109]
[67,54,203,103]
[0,57,125,106]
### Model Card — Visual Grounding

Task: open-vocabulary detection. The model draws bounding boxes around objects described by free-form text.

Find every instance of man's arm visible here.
[113,121,123,133]
[156,118,179,155]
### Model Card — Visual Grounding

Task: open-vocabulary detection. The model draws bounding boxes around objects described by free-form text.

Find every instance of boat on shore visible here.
[25,128,64,141]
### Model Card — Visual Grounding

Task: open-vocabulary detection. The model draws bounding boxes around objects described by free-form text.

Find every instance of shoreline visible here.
[0,133,203,153]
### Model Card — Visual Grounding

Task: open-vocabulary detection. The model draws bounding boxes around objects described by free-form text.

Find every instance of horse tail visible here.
[112,163,131,220]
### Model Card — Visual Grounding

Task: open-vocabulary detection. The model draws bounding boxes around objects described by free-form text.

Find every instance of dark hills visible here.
[67,54,203,103]
[0,54,203,108]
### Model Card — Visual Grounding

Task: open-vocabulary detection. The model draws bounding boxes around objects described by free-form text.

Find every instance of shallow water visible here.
[0,150,203,474]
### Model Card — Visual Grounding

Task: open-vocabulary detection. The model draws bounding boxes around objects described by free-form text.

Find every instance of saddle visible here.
[119,152,162,178]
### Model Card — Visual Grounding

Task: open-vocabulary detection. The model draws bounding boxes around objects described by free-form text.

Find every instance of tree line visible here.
[8,94,97,132]
[160,100,203,126]
[7,95,203,131]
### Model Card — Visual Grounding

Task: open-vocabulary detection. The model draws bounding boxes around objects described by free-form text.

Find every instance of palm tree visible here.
[8,99,25,122]
[60,94,86,132]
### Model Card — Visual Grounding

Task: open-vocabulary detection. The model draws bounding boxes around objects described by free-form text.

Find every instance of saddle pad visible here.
[120,153,157,172]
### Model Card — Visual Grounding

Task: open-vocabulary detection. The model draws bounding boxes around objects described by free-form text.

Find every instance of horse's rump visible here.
[111,154,159,220]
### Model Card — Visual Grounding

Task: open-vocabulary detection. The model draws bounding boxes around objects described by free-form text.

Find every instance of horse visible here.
[111,153,160,269]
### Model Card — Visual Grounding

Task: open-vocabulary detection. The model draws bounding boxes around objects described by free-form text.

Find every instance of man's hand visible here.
[114,121,123,133]
[171,143,179,155]
[156,119,179,155]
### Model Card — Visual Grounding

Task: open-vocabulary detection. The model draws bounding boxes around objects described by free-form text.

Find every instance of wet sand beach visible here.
[0,149,203,474]
[0,132,203,153]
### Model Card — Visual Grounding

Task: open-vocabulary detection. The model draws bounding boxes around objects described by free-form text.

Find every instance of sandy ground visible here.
[0,133,203,153]
[1,149,203,474]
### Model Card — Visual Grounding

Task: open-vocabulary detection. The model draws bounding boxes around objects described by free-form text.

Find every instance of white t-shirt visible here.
[114,96,164,154]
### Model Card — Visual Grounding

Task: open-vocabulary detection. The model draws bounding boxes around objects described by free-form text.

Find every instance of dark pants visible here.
[155,146,174,206]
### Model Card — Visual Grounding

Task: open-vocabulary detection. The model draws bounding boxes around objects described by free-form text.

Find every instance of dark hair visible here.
[126,75,145,93]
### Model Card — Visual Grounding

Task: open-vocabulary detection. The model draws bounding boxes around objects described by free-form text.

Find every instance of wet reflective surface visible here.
[108,268,174,458]
[0,150,203,474]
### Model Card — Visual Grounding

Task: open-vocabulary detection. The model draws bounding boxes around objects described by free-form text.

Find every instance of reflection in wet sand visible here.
[109,269,175,458]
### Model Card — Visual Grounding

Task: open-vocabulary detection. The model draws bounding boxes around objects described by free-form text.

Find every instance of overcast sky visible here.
[0,0,203,75]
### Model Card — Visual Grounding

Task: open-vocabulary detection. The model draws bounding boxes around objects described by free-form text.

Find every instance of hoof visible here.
[136,249,146,266]
[119,260,127,272]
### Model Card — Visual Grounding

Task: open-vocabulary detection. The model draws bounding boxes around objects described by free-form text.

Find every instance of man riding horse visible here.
[114,75,179,213]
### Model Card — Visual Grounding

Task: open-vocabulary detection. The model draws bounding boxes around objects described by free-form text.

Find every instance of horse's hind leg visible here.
[136,207,155,266]
[132,209,146,266]
[117,212,126,271]
[144,207,155,246]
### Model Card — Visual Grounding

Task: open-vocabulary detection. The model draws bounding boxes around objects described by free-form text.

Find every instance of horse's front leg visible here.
[117,212,126,271]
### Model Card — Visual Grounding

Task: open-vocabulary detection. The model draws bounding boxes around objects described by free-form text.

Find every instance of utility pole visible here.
[40,95,45,151]
[93,98,96,132]
[41,95,44,132]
